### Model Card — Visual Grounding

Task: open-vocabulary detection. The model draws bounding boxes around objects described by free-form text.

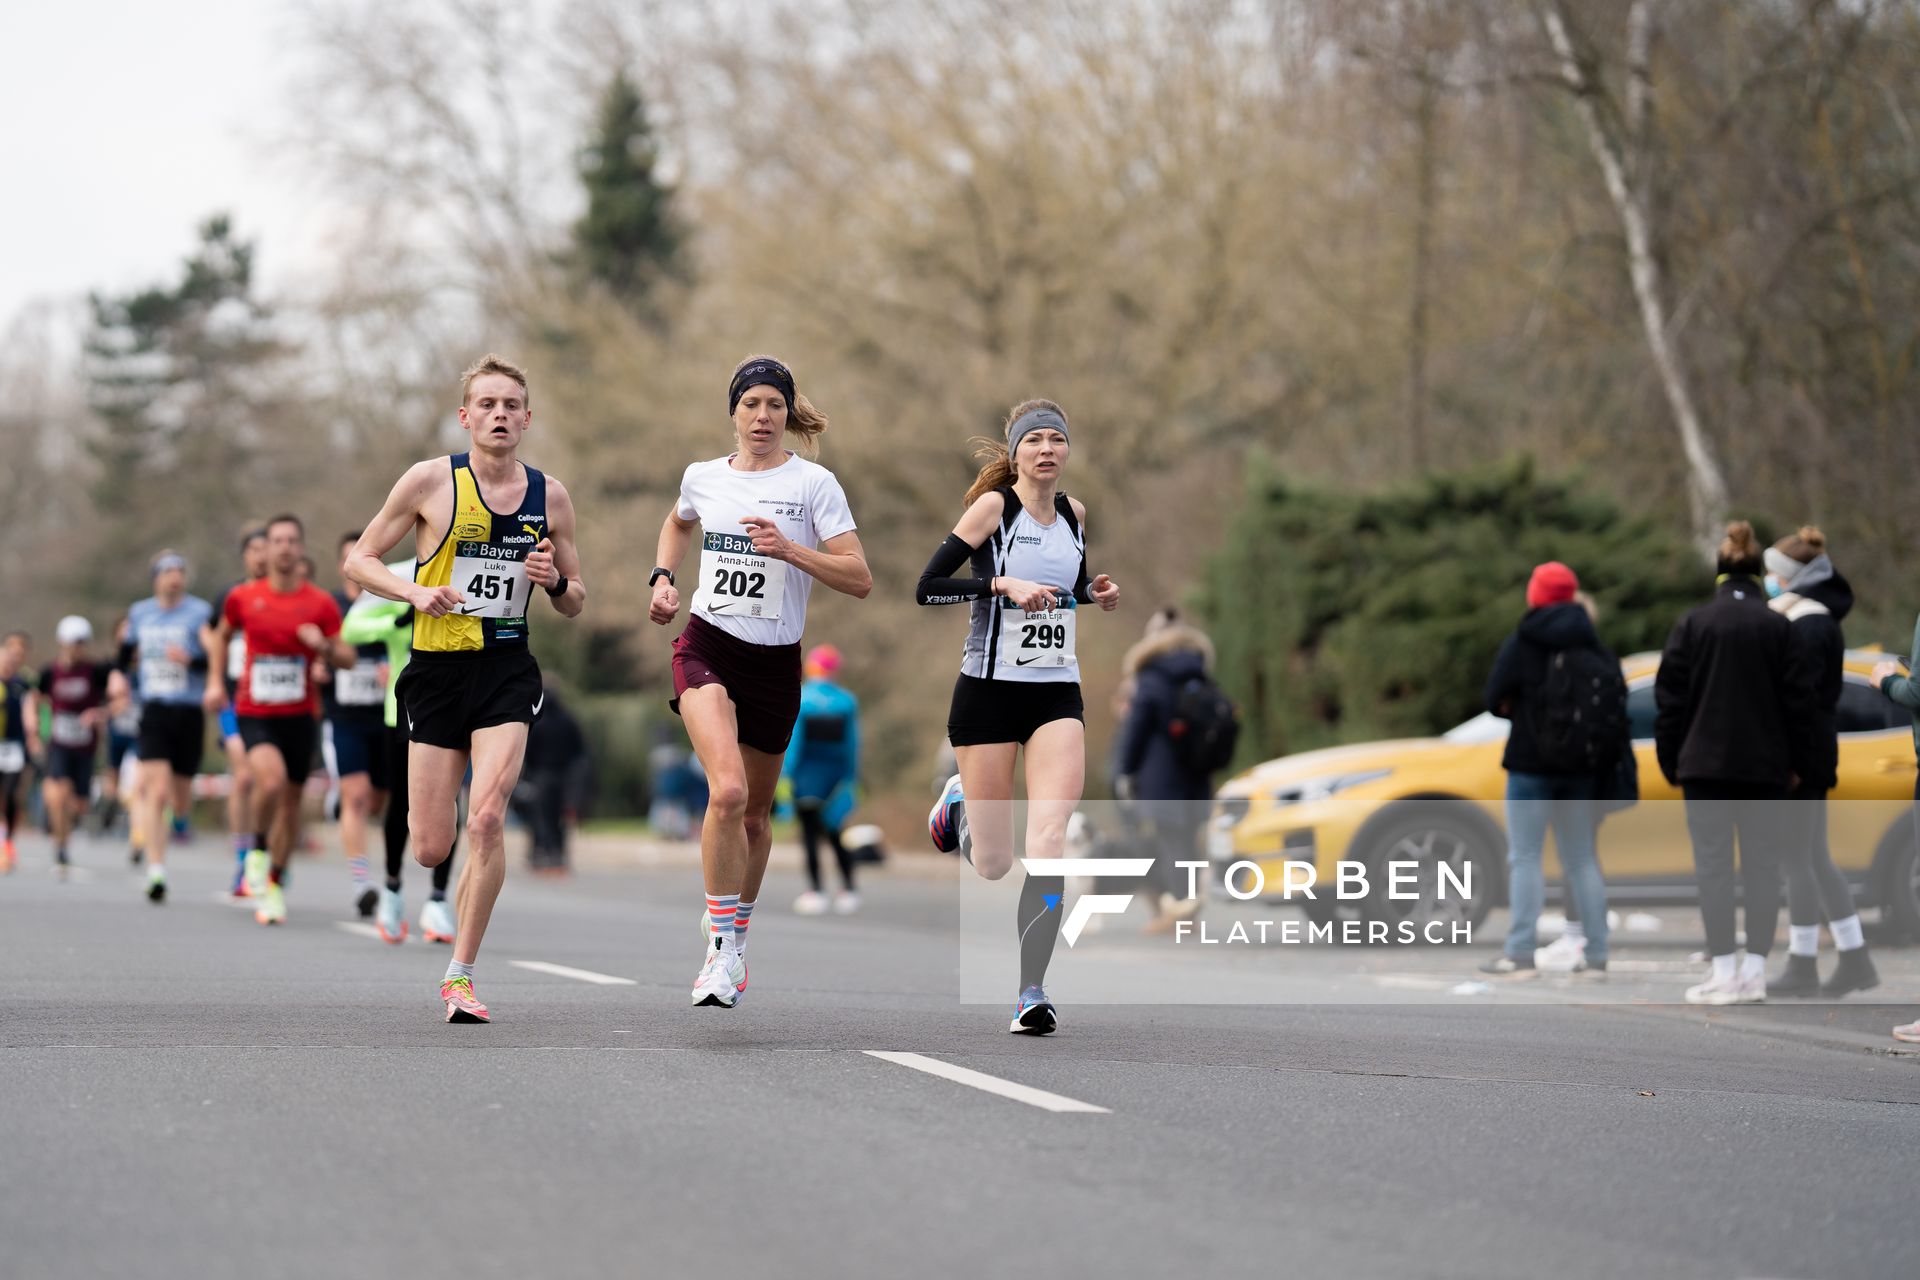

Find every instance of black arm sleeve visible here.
[916,534,990,606]
[1071,551,1093,605]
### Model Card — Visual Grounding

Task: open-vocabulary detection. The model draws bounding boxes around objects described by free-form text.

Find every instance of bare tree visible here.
[1540,0,1731,555]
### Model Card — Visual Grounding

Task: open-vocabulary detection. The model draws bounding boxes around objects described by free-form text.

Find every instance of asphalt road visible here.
[3,830,1916,1280]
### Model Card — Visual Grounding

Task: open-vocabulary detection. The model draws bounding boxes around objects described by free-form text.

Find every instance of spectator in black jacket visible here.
[1116,616,1217,929]
[1480,562,1618,977]
[1763,526,1877,998]
[1655,521,1816,1006]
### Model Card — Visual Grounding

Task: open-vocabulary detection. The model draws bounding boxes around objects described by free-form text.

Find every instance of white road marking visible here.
[862,1051,1109,1114]
[509,960,637,986]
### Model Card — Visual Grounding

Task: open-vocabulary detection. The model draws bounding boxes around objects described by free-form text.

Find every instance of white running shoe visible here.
[420,897,456,945]
[691,941,740,1008]
[832,890,860,915]
[376,886,408,944]
[793,890,830,916]
[1535,934,1587,973]
[1685,970,1763,1005]
[696,910,747,990]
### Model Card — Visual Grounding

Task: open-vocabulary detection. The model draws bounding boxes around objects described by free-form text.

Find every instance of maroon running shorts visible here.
[670,614,803,755]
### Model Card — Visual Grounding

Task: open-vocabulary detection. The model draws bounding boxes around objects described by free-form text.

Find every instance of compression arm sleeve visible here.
[916,534,990,606]
[1071,551,1092,605]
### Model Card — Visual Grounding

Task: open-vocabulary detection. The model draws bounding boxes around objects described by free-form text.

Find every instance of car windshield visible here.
[1441,711,1510,745]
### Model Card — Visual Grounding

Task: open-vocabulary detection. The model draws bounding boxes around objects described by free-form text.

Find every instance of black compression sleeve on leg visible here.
[916,534,990,606]
[1018,870,1066,990]
[431,842,453,894]
[383,728,408,885]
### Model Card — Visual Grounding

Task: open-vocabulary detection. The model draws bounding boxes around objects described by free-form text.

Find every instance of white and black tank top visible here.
[959,487,1086,684]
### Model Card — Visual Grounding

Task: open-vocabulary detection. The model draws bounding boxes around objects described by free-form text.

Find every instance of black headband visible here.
[729,359,797,416]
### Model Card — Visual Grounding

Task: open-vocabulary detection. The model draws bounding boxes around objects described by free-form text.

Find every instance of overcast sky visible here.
[4,1,324,324]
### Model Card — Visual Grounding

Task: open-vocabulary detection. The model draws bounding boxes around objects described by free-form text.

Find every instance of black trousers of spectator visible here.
[1132,801,1204,899]
[797,800,854,893]
[1780,783,1854,928]
[519,768,569,868]
[1682,781,1787,958]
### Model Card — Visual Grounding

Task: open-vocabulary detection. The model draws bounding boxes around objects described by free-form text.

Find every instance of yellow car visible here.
[1208,651,1920,935]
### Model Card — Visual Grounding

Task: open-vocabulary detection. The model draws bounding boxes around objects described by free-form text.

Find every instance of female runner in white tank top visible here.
[648,356,870,1009]
[915,399,1119,1033]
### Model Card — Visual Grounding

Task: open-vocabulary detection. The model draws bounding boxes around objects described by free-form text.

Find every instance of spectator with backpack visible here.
[1116,611,1239,929]
[1481,562,1626,978]
[1656,522,1816,1005]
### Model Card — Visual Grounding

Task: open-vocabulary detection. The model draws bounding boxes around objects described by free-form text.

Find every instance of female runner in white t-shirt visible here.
[915,399,1120,1032]
[648,356,870,1008]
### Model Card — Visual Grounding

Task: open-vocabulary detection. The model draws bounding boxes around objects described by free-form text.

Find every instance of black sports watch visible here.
[545,575,569,599]
[649,566,675,588]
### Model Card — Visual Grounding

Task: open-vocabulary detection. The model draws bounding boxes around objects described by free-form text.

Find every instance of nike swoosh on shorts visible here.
[531,693,545,716]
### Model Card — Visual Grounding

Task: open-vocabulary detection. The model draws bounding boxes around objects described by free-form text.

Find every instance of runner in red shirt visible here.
[205,515,353,926]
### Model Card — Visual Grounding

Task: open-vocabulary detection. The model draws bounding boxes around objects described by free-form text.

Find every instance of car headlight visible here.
[1270,769,1392,808]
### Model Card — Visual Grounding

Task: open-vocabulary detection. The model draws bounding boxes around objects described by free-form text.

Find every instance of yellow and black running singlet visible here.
[412,452,547,654]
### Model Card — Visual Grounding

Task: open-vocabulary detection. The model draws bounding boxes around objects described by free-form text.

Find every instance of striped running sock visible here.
[734,899,755,950]
[706,893,740,949]
[348,855,371,886]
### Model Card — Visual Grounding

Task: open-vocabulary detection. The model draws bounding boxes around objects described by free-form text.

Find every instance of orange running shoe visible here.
[441,976,489,1023]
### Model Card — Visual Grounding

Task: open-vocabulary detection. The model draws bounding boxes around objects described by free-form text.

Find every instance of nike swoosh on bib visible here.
[1014,656,1043,666]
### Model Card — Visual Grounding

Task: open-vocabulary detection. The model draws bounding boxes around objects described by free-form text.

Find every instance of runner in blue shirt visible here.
[123,551,214,901]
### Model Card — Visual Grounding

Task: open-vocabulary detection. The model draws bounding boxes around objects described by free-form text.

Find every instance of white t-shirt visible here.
[676,452,858,647]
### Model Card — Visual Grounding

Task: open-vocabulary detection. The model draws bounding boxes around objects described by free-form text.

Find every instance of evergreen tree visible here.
[571,71,682,310]
[83,215,290,601]
[1197,457,1708,765]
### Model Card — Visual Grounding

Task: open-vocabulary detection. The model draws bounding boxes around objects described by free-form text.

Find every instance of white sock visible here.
[1564,920,1586,944]
[1831,915,1865,952]
[1789,925,1820,958]
[1711,954,1738,982]
[445,959,474,982]
[1739,952,1766,981]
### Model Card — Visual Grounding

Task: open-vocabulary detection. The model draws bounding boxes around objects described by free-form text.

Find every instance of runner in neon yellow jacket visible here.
[339,564,459,944]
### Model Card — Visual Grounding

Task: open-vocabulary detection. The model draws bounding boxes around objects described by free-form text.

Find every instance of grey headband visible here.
[1008,407,1069,452]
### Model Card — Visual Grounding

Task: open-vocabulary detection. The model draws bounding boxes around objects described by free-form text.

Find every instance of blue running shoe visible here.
[1010,985,1056,1035]
[928,772,968,859]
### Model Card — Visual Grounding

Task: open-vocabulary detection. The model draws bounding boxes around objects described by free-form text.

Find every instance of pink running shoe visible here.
[441,976,489,1024]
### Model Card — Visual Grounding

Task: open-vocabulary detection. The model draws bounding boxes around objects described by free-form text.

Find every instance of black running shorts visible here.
[137,704,206,778]
[396,647,543,751]
[946,674,1084,747]
[237,715,318,786]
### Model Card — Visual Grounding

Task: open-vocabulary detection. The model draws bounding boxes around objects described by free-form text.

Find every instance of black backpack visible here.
[1530,646,1629,774]
[1168,675,1241,775]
